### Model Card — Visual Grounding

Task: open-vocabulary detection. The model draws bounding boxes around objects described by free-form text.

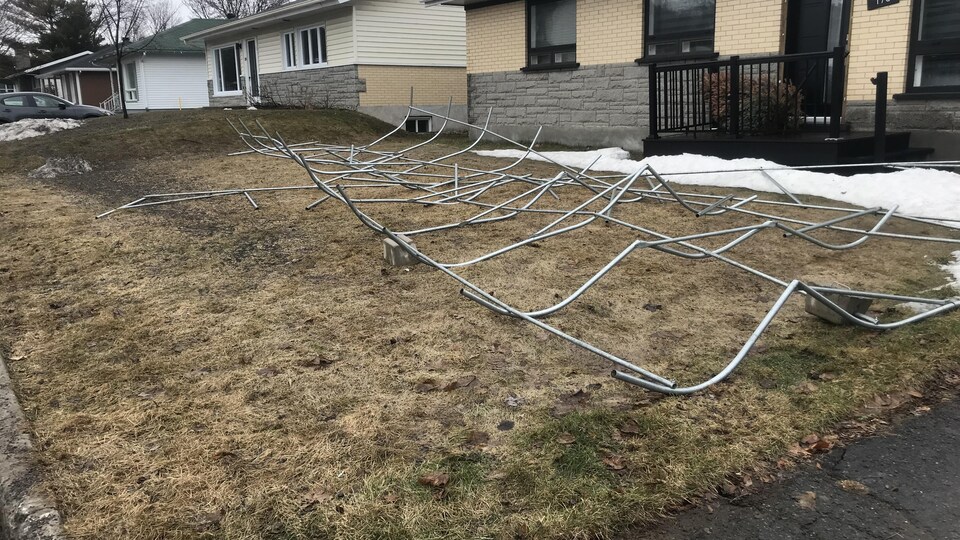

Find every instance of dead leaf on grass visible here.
[256,366,281,378]
[414,379,439,393]
[418,472,450,488]
[618,419,643,437]
[796,381,819,395]
[383,493,400,504]
[9,354,25,361]
[443,375,477,391]
[795,491,817,510]
[809,438,835,454]
[298,357,334,370]
[556,432,576,445]
[304,487,335,504]
[464,430,490,448]
[719,480,738,497]
[504,394,524,408]
[800,433,820,446]
[602,453,626,471]
[906,389,924,399]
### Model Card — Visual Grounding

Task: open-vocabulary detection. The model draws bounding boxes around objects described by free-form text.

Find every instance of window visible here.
[123,62,138,102]
[526,0,576,67]
[283,32,297,69]
[300,27,327,66]
[0,83,14,93]
[284,26,327,69]
[645,0,716,58]
[908,0,960,91]
[1,96,27,107]
[33,95,68,108]
[405,117,431,133]
[214,45,241,94]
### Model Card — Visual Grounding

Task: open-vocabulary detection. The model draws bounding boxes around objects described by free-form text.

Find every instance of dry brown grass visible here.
[1,110,959,539]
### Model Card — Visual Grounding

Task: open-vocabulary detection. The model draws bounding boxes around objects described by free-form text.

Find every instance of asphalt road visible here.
[628,399,960,539]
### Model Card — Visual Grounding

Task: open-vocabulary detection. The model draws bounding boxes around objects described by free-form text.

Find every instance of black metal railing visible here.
[648,47,847,140]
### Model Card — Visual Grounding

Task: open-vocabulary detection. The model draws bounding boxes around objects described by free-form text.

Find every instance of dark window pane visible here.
[220,47,239,91]
[918,54,960,87]
[920,0,960,41]
[530,0,576,48]
[310,28,320,64]
[319,28,327,62]
[648,0,715,37]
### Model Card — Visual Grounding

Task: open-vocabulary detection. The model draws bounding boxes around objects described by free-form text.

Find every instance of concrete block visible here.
[804,287,873,325]
[383,235,418,267]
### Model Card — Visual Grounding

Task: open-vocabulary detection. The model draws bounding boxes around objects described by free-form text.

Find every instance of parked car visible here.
[0,92,113,123]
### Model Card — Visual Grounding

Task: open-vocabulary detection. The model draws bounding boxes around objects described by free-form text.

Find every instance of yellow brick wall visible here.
[576,0,643,65]
[357,65,467,106]
[715,0,784,55]
[846,0,911,101]
[465,2,526,74]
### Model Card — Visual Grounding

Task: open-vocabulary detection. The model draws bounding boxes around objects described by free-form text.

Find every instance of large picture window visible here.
[214,44,241,94]
[526,0,576,68]
[645,0,716,58]
[908,0,960,92]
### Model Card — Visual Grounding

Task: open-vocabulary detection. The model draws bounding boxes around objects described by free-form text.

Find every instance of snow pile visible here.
[28,157,92,179]
[474,148,960,221]
[0,118,83,142]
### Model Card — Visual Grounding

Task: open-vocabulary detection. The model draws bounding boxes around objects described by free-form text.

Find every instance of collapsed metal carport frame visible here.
[97,103,960,395]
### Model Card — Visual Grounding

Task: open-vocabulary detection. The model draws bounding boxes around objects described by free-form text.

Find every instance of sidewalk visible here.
[628,398,960,539]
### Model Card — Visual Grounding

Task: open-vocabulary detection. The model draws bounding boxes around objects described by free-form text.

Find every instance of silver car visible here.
[0,92,113,123]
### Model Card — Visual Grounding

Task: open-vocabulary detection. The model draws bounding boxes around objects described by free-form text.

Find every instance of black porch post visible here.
[829,46,846,139]
[872,71,888,163]
[648,64,659,140]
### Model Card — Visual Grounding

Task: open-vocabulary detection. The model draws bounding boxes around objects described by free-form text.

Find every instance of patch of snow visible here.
[474,148,960,222]
[247,106,257,110]
[0,118,83,142]
[28,157,92,179]
[942,251,960,287]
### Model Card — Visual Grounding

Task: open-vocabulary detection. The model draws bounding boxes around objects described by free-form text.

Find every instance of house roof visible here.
[181,0,351,42]
[125,18,228,54]
[31,46,116,76]
[22,51,94,75]
[422,0,490,6]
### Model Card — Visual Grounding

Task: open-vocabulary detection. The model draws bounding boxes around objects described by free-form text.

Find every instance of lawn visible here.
[1,109,959,539]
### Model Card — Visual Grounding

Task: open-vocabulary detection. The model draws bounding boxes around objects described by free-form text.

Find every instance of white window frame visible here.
[122,61,138,102]
[213,44,243,96]
[282,24,328,71]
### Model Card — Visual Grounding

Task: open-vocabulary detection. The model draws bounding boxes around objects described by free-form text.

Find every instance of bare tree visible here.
[142,0,179,35]
[183,0,286,19]
[99,0,146,118]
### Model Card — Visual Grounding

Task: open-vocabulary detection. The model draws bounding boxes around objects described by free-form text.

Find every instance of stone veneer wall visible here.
[208,65,366,110]
[258,65,365,110]
[845,98,960,159]
[467,62,649,151]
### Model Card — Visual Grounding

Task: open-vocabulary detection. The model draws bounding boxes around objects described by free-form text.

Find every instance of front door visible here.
[785,0,849,118]
[246,40,260,100]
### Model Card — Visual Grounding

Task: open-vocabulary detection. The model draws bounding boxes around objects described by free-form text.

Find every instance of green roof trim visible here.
[126,18,228,54]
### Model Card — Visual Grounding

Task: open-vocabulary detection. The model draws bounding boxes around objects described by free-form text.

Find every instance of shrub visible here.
[703,71,804,135]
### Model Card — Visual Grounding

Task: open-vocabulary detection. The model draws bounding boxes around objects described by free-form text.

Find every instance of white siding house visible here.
[183,0,467,127]
[113,19,226,111]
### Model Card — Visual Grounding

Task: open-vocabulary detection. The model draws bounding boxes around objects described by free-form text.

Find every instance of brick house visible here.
[427,0,960,160]
[183,0,467,130]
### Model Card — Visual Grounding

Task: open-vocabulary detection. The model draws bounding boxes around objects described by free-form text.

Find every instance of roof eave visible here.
[181,0,353,42]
